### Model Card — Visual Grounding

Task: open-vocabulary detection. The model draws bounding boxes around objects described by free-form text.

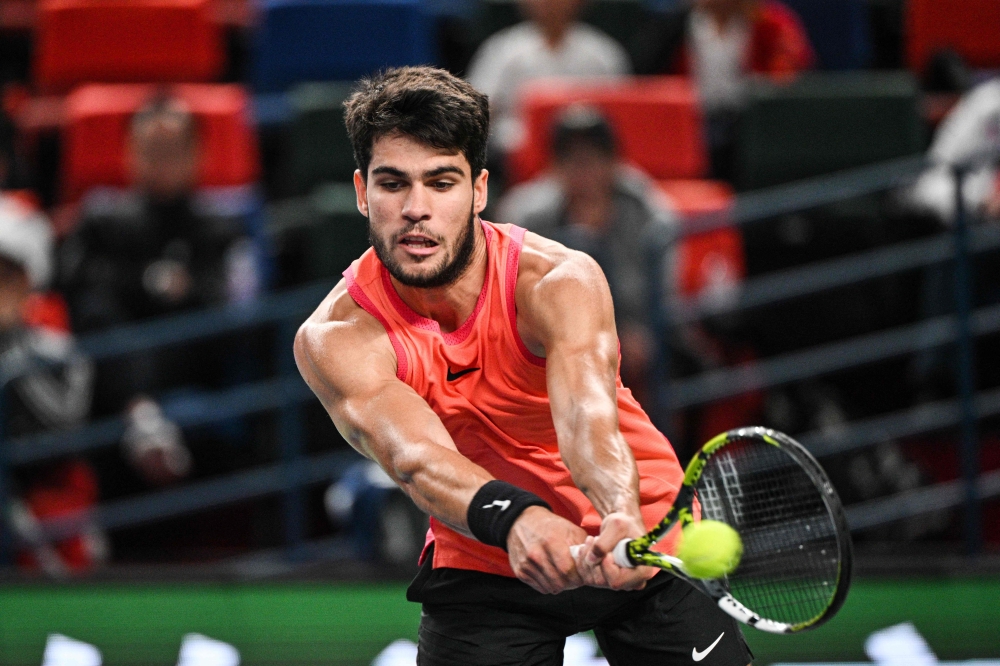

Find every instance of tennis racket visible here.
[577,426,852,634]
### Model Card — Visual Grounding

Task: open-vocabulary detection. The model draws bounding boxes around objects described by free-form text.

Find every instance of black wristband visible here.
[467,480,551,551]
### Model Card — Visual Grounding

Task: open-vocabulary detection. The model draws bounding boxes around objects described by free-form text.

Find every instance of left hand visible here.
[573,512,659,591]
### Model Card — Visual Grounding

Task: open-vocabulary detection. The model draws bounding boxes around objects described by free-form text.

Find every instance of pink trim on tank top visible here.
[506,225,546,367]
[380,223,494,347]
[343,267,408,382]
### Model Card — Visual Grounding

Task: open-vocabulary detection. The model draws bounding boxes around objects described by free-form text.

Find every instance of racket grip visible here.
[613,538,635,568]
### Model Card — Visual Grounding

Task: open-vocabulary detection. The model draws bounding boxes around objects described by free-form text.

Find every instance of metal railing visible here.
[0,279,365,567]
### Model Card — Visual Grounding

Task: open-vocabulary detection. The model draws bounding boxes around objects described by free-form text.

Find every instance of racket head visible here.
[691,427,853,633]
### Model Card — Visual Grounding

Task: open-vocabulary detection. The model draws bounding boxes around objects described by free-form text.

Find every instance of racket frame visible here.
[619,427,853,634]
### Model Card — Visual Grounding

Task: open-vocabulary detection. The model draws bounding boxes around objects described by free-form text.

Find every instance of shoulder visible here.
[567,23,631,70]
[294,278,396,395]
[468,23,539,77]
[478,22,540,54]
[516,230,608,308]
[497,174,564,229]
[755,1,810,37]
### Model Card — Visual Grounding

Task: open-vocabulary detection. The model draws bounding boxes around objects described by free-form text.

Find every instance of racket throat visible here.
[716,594,791,634]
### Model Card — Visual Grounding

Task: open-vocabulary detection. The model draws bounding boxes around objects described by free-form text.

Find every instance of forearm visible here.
[557,403,643,522]
[332,387,495,536]
[380,438,494,536]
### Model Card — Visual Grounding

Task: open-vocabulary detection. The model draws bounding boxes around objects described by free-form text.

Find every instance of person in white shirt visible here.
[906,78,1000,225]
[467,0,630,165]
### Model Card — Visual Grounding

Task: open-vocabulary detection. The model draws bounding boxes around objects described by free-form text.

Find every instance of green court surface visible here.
[1,577,997,665]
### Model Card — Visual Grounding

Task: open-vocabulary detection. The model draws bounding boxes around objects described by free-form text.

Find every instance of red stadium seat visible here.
[907,0,1000,72]
[62,84,259,202]
[35,0,224,91]
[509,77,708,185]
[657,179,734,219]
[656,179,744,299]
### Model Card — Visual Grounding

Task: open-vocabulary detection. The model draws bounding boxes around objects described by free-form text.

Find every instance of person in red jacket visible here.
[634,0,815,180]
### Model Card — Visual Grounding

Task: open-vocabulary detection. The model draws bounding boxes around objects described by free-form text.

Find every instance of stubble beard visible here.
[369,208,477,289]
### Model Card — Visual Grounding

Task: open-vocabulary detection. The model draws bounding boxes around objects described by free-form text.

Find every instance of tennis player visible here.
[295,66,752,666]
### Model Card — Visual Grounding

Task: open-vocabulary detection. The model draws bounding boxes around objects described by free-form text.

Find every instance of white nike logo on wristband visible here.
[482,500,511,511]
[692,632,724,661]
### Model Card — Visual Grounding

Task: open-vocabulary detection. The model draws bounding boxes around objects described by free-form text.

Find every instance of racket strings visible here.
[697,438,841,625]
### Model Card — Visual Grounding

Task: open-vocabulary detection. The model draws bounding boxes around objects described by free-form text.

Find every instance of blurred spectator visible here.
[905,78,1000,225]
[632,0,814,179]
[902,78,1000,397]
[498,106,677,404]
[58,93,257,486]
[467,0,630,188]
[0,194,106,574]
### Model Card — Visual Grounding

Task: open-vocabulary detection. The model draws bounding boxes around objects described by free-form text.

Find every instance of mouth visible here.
[398,234,441,257]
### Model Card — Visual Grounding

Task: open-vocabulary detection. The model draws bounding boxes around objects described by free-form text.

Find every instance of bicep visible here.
[522,254,621,419]
[294,318,459,478]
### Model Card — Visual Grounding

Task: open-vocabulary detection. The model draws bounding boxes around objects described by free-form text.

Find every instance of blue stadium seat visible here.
[252,0,435,92]
[781,0,872,70]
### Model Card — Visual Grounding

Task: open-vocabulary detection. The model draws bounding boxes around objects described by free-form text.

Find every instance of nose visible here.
[401,182,432,223]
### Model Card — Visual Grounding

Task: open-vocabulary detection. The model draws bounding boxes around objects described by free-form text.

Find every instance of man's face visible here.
[355,133,488,288]
[128,117,199,201]
[555,142,616,202]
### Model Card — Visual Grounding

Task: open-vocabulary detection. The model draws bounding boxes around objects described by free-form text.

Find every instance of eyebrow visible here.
[371,166,407,178]
[370,165,466,180]
[424,166,465,178]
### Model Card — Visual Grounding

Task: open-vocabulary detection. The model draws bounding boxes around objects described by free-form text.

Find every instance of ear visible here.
[354,169,369,218]
[473,169,489,216]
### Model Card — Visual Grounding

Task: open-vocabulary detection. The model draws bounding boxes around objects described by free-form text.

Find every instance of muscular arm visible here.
[294,282,492,535]
[517,236,642,523]
[516,234,656,589]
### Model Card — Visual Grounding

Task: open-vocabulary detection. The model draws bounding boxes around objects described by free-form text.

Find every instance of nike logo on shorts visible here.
[447,367,480,381]
[692,632,724,662]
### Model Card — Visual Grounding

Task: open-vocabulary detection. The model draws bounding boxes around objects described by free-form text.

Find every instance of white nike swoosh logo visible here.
[482,500,511,511]
[692,632,724,662]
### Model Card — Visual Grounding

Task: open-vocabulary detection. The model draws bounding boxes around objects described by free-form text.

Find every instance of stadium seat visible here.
[907,0,1000,73]
[62,84,260,202]
[287,82,357,195]
[251,0,434,93]
[509,77,708,185]
[656,179,743,299]
[734,72,923,191]
[34,0,224,92]
[780,0,872,70]
[657,179,734,219]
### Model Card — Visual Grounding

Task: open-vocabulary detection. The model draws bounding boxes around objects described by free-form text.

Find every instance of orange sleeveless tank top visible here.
[344,221,684,577]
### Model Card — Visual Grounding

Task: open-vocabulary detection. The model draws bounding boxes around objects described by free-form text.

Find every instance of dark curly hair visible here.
[344,66,490,179]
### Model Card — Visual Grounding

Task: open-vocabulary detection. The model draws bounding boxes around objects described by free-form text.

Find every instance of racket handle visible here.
[613,538,635,568]
[569,538,635,568]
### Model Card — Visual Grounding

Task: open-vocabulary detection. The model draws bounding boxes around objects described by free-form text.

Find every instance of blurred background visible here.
[0,0,998,663]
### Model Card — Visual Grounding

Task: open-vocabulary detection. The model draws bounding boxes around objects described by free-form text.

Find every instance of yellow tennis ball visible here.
[677,520,743,579]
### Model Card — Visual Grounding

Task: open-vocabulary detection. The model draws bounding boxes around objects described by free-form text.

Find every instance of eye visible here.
[379,180,404,191]
[432,180,455,191]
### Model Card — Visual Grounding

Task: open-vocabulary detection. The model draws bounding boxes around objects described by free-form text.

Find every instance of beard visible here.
[369,208,477,289]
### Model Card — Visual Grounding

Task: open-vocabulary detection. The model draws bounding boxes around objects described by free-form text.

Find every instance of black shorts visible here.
[407,548,753,666]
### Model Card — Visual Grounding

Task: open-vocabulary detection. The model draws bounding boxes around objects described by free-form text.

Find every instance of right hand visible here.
[506,506,588,595]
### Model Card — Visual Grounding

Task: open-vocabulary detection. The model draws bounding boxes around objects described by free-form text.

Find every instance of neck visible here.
[390,222,489,334]
[539,22,570,50]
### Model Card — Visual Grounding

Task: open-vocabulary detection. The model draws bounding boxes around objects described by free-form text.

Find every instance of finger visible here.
[520,563,556,595]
